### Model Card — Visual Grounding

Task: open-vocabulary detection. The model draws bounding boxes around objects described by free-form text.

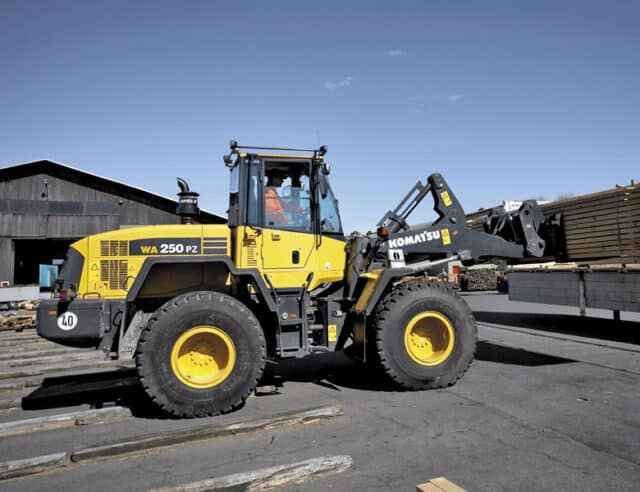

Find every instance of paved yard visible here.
[1,294,639,491]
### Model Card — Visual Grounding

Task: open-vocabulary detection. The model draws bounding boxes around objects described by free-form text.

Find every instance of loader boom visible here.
[347,173,546,284]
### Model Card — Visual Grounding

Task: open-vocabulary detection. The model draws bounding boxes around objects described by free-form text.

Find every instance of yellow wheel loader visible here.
[37,141,546,417]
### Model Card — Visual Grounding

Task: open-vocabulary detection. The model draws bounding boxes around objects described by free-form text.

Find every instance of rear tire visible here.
[135,291,266,418]
[370,280,476,389]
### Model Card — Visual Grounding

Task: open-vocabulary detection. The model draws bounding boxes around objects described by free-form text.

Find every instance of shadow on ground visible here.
[475,340,574,366]
[262,340,574,389]
[20,340,577,415]
[21,368,169,418]
[20,354,394,417]
[262,351,400,392]
[475,311,640,345]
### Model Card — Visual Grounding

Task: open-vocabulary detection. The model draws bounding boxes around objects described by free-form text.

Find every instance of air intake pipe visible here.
[176,177,200,224]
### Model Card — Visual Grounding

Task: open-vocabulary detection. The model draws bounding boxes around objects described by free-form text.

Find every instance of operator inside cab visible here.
[264,166,311,229]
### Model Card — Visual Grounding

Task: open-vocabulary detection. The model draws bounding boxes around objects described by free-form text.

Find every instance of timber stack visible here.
[540,181,639,262]
[466,180,639,264]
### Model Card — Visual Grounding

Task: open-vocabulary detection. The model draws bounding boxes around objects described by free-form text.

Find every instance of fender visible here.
[126,256,277,312]
[353,266,413,316]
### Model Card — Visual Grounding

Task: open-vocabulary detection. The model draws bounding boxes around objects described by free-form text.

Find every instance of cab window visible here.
[246,158,263,227]
[264,162,312,232]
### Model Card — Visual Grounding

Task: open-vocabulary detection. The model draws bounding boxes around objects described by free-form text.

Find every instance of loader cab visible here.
[224,141,346,290]
[226,145,343,237]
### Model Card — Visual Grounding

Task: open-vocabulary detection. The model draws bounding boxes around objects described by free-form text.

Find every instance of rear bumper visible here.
[37,299,119,348]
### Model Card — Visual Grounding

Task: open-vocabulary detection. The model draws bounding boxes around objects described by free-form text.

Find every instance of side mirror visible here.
[319,173,328,199]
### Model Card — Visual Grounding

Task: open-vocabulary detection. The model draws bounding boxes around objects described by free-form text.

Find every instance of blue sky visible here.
[1,0,638,232]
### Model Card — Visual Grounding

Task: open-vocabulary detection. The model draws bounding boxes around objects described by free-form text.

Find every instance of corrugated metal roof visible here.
[0,159,226,223]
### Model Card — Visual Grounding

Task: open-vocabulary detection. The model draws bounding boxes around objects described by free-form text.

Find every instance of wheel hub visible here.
[171,326,236,389]
[188,343,215,367]
[404,311,455,366]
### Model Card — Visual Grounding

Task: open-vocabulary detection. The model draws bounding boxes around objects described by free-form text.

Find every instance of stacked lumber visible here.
[541,182,639,261]
[465,181,639,263]
[465,210,487,232]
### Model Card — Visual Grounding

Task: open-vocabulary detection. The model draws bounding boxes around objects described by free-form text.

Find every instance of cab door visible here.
[259,161,316,288]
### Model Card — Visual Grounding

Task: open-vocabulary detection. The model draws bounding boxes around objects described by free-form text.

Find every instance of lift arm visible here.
[376,173,546,265]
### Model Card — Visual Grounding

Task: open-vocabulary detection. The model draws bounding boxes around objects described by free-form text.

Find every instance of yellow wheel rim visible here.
[404,311,455,366]
[170,326,236,389]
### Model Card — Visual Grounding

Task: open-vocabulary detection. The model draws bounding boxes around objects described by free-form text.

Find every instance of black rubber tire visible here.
[135,291,266,418]
[370,280,477,390]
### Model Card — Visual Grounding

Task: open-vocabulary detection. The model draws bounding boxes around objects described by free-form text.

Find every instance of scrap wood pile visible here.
[0,300,40,332]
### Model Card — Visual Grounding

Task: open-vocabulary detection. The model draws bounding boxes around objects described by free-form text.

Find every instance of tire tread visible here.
[135,291,266,418]
[370,279,477,390]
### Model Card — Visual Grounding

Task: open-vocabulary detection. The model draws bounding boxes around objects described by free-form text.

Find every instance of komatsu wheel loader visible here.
[37,141,546,417]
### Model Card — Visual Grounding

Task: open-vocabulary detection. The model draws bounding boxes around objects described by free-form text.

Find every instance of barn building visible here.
[0,160,225,286]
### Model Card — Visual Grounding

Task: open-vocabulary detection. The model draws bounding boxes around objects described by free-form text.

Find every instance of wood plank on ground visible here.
[3,352,101,368]
[147,455,354,492]
[417,476,467,492]
[0,378,42,392]
[0,359,134,380]
[0,341,50,350]
[0,396,21,411]
[0,365,136,396]
[0,405,344,482]
[0,347,93,362]
[71,405,343,462]
[0,334,43,343]
[0,406,132,438]
[0,453,68,481]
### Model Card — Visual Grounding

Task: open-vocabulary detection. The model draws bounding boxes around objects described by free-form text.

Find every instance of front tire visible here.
[135,291,266,418]
[370,280,476,389]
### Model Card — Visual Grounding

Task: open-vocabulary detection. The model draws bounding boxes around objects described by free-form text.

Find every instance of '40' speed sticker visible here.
[57,312,78,331]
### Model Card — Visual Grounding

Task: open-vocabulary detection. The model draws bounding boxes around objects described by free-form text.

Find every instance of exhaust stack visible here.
[176,177,200,224]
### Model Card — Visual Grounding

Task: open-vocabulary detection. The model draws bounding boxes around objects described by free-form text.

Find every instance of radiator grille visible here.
[100,260,128,290]
[100,240,129,257]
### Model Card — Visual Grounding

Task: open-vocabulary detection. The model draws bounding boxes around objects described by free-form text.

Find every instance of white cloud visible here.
[448,94,464,103]
[385,49,406,57]
[324,76,353,91]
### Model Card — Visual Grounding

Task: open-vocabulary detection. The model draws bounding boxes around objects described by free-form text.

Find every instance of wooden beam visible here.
[148,455,353,492]
[417,476,466,492]
[0,407,132,438]
[71,405,343,463]
[0,452,68,481]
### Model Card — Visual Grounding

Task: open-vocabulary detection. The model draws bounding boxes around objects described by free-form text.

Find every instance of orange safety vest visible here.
[265,187,289,224]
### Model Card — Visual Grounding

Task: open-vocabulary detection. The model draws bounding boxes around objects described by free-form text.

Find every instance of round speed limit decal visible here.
[57,312,78,331]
